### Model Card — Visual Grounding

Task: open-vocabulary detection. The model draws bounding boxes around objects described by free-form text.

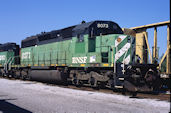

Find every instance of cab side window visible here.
[77,34,84,42]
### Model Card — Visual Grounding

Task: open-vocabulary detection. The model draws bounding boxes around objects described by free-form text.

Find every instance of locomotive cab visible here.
[72,20,123,38]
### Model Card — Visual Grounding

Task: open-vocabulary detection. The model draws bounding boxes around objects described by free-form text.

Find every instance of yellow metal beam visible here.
[130,21,170,30]
[153,27,158,60]
[159,50,167,68]
[166,25,170,74]
[144,32,152,63]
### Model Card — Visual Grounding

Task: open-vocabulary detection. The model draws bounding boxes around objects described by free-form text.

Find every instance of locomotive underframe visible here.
[0,63,160,93]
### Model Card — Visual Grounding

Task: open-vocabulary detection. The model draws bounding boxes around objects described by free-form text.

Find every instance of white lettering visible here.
[97,23,109,28]
[90,55,96,63]
[0,55,6,61]
[22,52,31,59]
[72,57,87,63]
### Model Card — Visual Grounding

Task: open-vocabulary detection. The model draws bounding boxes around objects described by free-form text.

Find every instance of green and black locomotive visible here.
[0,20,160,93]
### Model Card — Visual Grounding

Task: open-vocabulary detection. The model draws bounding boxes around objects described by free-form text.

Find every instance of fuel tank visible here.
[28,70,66,84]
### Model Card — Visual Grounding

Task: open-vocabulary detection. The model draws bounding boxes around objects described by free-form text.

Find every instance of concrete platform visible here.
[0,78,170,113]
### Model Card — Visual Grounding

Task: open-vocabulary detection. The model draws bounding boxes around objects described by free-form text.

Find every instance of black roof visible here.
[72,20,123,37]
[0,42,19,52]
[22,35,38,42]
[22,26,76,47]
[21,36,38,48]
[72,21,94,31]
[21,20,123,48]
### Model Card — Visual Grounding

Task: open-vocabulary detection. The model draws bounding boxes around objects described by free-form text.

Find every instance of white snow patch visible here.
[0,78,170,113]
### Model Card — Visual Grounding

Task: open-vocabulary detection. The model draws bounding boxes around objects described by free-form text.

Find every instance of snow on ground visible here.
[0,78,170,113]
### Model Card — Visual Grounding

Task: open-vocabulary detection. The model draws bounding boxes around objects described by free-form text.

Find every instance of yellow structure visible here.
[135,32,148,63]
[153,27,158,60]
[130,21,170,75]
[166,25,170,74]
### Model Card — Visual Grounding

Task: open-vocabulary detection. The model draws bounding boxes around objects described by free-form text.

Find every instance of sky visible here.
[0,0,170,57]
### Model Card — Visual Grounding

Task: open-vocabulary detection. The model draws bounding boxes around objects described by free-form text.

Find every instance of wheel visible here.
[26,75,31,80]
[121,89,126,95]
[14,75,18,79]
[20,75,26,80]
[131,92,137,97]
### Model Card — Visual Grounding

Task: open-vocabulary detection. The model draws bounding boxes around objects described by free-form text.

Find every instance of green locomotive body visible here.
[0,51,15,66]
[20,34,134,68]
[0,43,20,76]
[0,21,160,93]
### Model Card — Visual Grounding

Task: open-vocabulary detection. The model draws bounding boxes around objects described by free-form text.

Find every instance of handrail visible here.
[8,57,15,70]
[122,46,129,74]
[4,57,12,72]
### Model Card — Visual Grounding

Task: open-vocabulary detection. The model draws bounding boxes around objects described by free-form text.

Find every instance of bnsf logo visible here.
[97,23,109,28]
[0,55,5,60]
[72,57,87,63]
[22,52,30,59]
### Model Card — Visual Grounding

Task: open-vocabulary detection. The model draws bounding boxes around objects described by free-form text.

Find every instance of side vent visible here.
[101,52,108,63]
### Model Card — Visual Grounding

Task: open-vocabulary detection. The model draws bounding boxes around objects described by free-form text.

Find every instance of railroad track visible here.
[59,85,170,101]
[1,76,170,102]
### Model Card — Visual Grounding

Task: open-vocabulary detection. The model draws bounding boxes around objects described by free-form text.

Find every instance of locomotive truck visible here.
[0,20,160,93]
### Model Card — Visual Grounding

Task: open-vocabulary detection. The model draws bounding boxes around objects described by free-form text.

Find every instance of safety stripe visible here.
[115,48,130,63]
[115,35,127,47]
[122,54,130,64]
[115,43,130,62]
[116,36,128,52]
